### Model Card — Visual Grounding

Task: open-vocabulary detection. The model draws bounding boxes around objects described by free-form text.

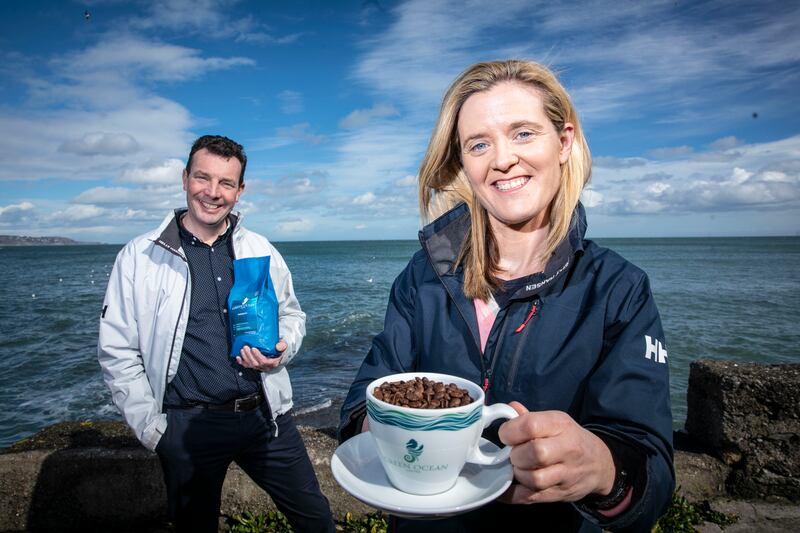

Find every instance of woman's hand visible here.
[236,341,286,371]
[497,401,616,504]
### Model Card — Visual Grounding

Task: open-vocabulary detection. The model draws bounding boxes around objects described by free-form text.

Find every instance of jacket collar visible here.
[149,208,242,257]
[418,202,588,298]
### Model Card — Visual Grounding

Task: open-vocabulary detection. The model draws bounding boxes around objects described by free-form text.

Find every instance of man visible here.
[98,135,335,532]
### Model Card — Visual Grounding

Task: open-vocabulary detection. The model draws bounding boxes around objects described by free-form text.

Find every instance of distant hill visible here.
[0,235,83,246]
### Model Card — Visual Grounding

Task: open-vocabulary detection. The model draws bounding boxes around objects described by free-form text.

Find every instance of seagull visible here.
[367,278,373,283]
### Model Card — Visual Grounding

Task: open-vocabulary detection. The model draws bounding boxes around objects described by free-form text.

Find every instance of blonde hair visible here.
[418,60,592,300]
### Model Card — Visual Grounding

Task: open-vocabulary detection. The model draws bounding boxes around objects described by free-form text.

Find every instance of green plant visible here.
[226,510,388,533]
[228,510,292,533]
[653,490,702,533]
[695,500,738,528]
[653,489,739,532]
[339,511,388,533]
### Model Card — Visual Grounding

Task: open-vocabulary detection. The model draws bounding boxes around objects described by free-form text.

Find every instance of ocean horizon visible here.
[4,233,800,248]
[1,236,798,449]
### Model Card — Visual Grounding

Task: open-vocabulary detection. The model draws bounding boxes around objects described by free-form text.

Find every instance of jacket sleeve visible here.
[575,272,675,532]
[269,245,306,366]
[97,242,166,451]
[337,259,418,442]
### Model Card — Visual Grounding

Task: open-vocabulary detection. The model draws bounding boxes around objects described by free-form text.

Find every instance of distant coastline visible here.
[0,235,87,246]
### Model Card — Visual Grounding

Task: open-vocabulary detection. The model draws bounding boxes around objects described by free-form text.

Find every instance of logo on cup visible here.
[404,439,424,463]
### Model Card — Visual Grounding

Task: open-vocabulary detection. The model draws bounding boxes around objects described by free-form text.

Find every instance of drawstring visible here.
[514,302,538,333]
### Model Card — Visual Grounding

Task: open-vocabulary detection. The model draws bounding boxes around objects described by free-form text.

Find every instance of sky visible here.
[0,0,798,243]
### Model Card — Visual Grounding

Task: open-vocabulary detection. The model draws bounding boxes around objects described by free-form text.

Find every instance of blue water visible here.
[0,238,798,449]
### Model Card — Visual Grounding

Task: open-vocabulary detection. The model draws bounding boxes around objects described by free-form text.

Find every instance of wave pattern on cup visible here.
[367,401,481,431]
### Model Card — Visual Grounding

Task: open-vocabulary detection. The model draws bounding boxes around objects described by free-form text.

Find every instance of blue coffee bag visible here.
[228,256,281,358]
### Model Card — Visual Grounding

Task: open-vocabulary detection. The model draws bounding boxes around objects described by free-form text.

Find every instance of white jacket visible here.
[98,210,306,451]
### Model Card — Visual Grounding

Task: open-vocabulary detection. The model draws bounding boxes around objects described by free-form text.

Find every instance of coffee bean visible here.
[373,377,474,409]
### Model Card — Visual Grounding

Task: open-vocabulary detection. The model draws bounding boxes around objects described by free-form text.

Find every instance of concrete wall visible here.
[685,360,800,501]
[2,359,798,531]
[0,424,370,532]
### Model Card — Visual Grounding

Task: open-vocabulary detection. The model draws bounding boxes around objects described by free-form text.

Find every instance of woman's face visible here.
[457,81,574,233]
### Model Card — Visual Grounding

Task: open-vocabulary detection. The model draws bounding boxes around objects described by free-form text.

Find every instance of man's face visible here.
[182,148,243,238]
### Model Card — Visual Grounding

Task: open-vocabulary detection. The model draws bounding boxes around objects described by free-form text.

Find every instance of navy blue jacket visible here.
[339,203,674,532]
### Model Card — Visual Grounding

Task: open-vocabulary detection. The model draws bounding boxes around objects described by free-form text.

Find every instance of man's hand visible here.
[235,340,287,371]
[497,402,616,504]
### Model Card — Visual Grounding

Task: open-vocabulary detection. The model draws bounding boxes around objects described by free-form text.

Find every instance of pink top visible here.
[473,297,499,353]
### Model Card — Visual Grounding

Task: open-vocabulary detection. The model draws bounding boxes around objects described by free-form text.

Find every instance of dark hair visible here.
[185,135,247,185]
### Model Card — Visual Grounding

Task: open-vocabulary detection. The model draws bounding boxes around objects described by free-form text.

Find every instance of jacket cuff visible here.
[337,403,366,444]
[574,430,647,524]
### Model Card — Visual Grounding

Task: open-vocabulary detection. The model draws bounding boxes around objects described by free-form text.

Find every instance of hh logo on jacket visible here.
[644,335,668,364]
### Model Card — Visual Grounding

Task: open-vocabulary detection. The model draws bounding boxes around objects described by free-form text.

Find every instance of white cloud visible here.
[0,202,36,224]
[275,218,313,234]
[277,90,304,114]
[339,104,399,129]
[589,135,800,215]
[395,174,417,187]
[55,35,254,83]
[55,204,106,221]
[332,123,428,189]
[353,192,376,205]
[646,182,670,195]
[74,185,182,211]
[251,123,325,150]
[580,189,603,209]
[709,136,742,151]
[0,22,258,184]
[250,171,329,210]
[59,132,140,156]
[120,159,185,185]
[354,0,532,111]
[594,156,648,169]
[648,146,695,159]
[129,0,303,44]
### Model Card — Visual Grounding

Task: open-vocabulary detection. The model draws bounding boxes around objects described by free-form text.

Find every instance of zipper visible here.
[164,270,189,398]
[486,300,539,395]
[157,242,190,408]
[515,302,538,333]
[483,310,512,397]
[506,299,540,389]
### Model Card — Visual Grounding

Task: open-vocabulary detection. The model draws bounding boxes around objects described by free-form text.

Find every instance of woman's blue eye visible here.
[470,142,488,153]
[516,131,533,140]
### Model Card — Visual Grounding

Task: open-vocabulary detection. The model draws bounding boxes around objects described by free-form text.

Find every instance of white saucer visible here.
[331,432,513,518]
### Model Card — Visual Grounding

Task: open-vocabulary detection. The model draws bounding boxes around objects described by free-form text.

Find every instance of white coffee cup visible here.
[366,372,518,495]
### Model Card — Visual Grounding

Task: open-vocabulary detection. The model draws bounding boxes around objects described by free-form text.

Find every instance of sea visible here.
[1,237,798,449]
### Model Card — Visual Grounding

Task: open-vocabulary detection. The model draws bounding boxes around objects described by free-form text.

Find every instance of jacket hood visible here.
[418,202,588,298]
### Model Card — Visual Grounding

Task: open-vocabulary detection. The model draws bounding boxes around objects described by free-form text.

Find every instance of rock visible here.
[0,421,374,532]
[702,498,800,533]
[673,450,730,501]
[685,360,800,501]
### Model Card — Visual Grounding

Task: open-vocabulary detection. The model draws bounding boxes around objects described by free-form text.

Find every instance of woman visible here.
[338,60,674,532]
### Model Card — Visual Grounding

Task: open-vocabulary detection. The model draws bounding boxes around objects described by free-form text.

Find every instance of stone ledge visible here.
[0,422,370,532]
[685,360,800,501]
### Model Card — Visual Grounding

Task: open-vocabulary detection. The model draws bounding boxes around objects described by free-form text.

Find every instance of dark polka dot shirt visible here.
[163,216,261,406]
